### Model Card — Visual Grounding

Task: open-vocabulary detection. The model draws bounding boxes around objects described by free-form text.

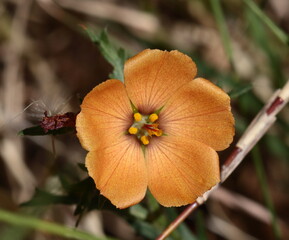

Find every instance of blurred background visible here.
[0,0,289,239]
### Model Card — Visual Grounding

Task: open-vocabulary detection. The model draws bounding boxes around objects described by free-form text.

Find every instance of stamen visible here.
[134,113,142,122]
[128,112,163,146]
[128,127,138,135]
[141,135,149,145]
[149,113,158,123]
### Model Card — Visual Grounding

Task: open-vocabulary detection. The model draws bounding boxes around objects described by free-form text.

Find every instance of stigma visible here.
[128,112,163,145]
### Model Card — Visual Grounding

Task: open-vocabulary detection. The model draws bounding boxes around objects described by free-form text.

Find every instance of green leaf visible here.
[83,27,127,82]
[18,125,75,136]
[58,177,119,213]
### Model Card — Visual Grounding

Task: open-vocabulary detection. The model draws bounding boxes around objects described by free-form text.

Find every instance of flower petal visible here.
[160,78,234,151]
[124,49,197,114]
[147,136,219,207]
[76,80,132,151]
[86,136,148,209]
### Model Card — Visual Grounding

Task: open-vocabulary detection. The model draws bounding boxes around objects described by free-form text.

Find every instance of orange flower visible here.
[76,49,234,209]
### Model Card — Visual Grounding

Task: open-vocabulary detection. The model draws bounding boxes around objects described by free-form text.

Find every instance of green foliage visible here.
[18,126,75,136]
[21,167,118,215]
[83,27,127,82]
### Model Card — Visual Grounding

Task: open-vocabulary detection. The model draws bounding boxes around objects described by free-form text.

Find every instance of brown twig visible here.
[156,80,289,240]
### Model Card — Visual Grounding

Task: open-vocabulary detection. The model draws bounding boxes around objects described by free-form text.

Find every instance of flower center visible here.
[128,112,163,145]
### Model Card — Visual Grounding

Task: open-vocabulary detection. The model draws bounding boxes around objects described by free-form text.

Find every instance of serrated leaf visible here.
[83,27,127,82]
[60,177,118,213]
[18,125,75,136]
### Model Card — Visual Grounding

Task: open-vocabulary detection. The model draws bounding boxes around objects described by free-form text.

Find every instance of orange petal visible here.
[86,136,148,209]
[160,78,234,151]
[147,136,219,207]
[76,80,132,151]
[124,49,197,114]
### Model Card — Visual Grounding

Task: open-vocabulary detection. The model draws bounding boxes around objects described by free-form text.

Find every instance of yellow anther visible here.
[128,127,138,135]
[134,113,142,122]
[141,135,149,145]
[149,113,158,123]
